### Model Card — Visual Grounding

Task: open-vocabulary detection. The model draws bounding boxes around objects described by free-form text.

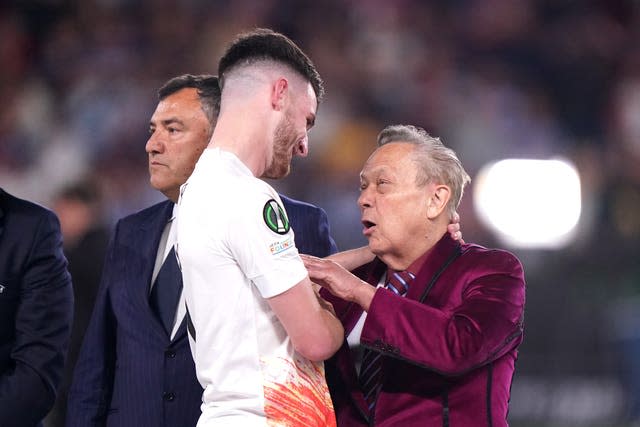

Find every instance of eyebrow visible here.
[361,164,389,177]
[359,169,374,182]
[162,117,185,127]
[149,117,185,128]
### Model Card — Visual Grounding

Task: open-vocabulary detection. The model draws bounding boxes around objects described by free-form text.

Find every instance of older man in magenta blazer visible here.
[303,125,526,427]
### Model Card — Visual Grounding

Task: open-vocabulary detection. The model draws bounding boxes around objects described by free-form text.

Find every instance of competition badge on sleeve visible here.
[263,199,290,235]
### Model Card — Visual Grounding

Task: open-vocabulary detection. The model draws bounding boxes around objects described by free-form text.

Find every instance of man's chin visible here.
[149,177,167,193]
[367,241,383,257]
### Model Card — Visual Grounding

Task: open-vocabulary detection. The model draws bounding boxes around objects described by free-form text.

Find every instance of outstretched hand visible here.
[301,254,376,310]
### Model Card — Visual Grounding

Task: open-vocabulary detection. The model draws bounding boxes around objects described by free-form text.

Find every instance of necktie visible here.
[359,270,416,413]
[149,246,182,336]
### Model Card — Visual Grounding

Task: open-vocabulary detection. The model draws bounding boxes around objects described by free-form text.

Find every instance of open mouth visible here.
[362,220,376,234]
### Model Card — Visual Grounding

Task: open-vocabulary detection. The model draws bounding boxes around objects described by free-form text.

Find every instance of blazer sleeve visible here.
[0,209,73,426]
[360,249,525,376]
[65,223,119,427]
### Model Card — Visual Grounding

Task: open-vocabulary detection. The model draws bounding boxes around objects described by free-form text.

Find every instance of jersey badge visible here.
[263,199,290,235]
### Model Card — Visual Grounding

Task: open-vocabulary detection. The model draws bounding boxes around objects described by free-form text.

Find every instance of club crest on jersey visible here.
[263,199,290,235]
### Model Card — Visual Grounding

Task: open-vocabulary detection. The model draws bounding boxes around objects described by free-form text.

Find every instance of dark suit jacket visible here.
[0,189,73,427]
[66,195,337,427]
[322,234,525,427]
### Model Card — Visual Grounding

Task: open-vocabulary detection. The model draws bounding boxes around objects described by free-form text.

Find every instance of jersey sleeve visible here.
[227,183,307,299]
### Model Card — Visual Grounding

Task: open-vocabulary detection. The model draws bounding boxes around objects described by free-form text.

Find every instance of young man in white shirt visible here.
[177,29,343,426]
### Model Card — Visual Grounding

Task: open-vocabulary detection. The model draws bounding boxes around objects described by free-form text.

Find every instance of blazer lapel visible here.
[126,201,174,341]
[408,234,462,303]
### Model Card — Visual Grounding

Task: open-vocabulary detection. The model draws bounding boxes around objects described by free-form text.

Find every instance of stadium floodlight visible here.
[473,158,581,249]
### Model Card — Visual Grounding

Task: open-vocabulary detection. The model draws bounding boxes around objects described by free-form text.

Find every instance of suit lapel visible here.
[341,259,386,334]
[126,201,174,341]
[407,234,462,303]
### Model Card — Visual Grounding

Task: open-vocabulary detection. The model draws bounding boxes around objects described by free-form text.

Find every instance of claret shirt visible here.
[176,148,336,427]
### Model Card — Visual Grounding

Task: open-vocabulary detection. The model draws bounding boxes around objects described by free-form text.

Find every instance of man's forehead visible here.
[360,160,391,179]
[152,89,202,119]
[160,87,200,105]
[361,144,416,175]
[308,83,319,110]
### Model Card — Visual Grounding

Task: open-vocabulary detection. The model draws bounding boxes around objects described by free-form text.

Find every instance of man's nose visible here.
[145,132,163,154]
[358,189,372,209]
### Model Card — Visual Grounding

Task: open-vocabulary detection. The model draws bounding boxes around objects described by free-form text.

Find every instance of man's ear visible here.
[426,184,451,219]
[271,78,288,111]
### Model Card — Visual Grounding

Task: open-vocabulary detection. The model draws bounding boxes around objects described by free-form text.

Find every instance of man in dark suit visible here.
[303,125,526,427]
[66,74,337,427]
[0,188,74,427]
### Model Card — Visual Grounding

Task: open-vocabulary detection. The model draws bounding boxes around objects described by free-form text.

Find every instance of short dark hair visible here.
[157,74,220,125]
[218,28,324,101]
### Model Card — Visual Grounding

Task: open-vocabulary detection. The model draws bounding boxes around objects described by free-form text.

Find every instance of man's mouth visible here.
[362,220,376,235]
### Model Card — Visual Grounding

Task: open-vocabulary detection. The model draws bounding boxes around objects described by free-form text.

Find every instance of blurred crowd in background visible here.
[1,0,640,425]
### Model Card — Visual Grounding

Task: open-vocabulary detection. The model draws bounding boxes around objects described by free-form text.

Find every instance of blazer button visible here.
[165,350,176,359]
[162,392,175,402]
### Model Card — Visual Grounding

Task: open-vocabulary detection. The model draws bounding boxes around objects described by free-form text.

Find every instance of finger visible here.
[301,255,318,268]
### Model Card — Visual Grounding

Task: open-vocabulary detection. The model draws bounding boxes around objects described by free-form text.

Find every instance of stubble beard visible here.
[262,114,296,180]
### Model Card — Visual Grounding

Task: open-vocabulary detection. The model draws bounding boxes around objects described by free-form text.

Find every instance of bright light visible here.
[473,159,581,249]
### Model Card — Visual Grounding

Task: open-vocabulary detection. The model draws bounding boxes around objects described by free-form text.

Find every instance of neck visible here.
[208,100,277,177]
[211,75,282,177]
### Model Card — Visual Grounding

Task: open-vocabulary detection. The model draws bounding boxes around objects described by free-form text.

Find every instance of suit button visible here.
[165,350,176,359]
[162,392,175,402]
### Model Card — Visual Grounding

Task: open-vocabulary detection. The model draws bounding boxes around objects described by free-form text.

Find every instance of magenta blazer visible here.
[322,234,526,427]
